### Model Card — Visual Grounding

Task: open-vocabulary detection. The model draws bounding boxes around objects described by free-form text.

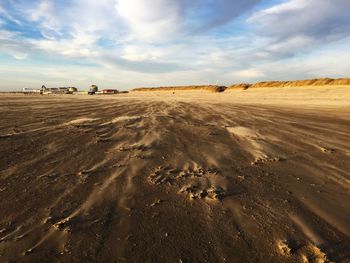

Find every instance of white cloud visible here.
[12,52,28,60]
[121,45,159,61]
[30,30,100,58]
[229,69,265,80]
[115,0,182,42]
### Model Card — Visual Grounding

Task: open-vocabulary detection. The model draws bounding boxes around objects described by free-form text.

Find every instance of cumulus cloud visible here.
[115,0,182,41]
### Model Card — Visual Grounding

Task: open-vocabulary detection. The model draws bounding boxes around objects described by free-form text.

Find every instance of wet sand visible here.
[0,90,349,262]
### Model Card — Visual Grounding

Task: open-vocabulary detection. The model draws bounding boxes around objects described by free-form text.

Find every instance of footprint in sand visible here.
[300,243,332,263]
[118,144,149,152]
[277,239,293,256]
[320,147,336,154]
[148,166,180,185]
[180,184,226,201]
[148,166,228,201]
[276,239,333,263]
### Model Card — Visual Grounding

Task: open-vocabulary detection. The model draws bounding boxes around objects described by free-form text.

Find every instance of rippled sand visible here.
[0,88,349,262]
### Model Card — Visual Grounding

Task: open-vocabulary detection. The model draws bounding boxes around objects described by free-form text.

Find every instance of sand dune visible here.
[249,78,350,88]
[0,89,349,262]
[132,78,350,93]
[228,77,350,91]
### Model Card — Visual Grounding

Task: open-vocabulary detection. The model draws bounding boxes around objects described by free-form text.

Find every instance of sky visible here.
[0,0,350,91]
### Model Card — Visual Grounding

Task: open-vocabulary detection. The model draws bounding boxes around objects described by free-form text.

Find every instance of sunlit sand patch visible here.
[101,115,141,126]
[300,243,331,263]
[275,221,334,262]
[277,239,292,256]
[227,126,285,165]
[226,126,258,139]
[47,167,127,236]
[276,238,332,263]
[0,224,24,242]
[65,117,100,125]
[23,227,67,256]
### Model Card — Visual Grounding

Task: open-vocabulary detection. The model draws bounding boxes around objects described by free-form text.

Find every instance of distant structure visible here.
[24,84,126,95]
[23,87,42,94]
[102,89,119,94]
[88,85,98,95]
[41,86,78,94]
[68,87,78,93]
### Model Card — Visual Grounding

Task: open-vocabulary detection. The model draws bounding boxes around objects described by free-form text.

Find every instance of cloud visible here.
[249,0,350,40]
[246,0,350,60]
[0,0,350,91]
[115,0,260,42]
[0,4,21,25]
[187,0,260,32]
[30,30,100,58]
[232,69,265,79]
[115,0,182,41]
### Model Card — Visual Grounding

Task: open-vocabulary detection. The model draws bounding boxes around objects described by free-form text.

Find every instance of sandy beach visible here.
[0,87,350,262]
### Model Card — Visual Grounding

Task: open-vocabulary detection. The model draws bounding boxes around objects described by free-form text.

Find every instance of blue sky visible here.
[1,0,350,90]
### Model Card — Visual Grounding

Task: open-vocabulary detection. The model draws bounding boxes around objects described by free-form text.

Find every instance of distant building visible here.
[68,87,78,93]
[90,85,98,91]
[41,86,78,94]
[23,88,41,93]
[89,85,98,95]
[102,89,119,94]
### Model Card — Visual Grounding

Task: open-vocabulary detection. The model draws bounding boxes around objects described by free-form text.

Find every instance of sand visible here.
[0,87,349,262]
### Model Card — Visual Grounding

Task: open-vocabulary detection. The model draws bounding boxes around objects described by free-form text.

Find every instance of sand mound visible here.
[227,83,252,90]
[227,126,285,165]
[132,78,349,92]
[227,77,350,90]
[132,85,227,93]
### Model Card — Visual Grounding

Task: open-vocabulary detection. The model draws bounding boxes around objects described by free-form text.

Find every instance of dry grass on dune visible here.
[252,77,350,88]
[132,85,227,93]
[227,83,252,90]
[228,77,350,90]
[132,78,350,93]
